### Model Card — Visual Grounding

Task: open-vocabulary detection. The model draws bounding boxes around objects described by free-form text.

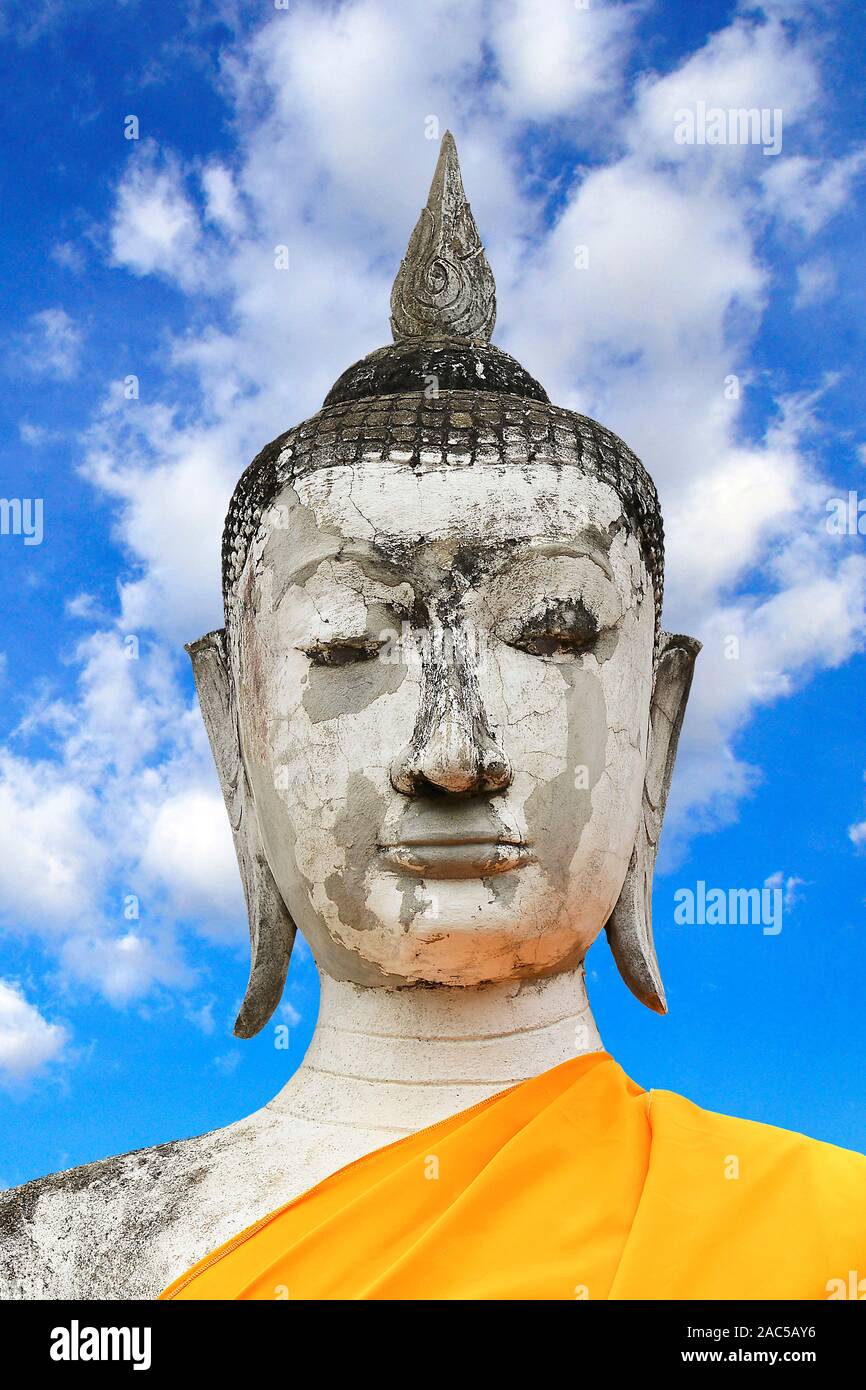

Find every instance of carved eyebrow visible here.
[284,538,615,591]
[496,540,614,582]
[284,542,410,590]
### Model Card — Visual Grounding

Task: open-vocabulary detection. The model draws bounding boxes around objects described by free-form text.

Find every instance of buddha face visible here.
[227,459,657,989]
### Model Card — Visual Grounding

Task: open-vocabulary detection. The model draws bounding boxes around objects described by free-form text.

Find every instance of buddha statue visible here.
[3,135,864,1302]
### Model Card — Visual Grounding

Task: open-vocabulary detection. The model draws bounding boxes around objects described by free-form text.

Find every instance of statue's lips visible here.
[378,835,534,879]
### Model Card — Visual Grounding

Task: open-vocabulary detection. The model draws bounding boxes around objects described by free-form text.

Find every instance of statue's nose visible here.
[390,623,512,797]
[390,705,512,796]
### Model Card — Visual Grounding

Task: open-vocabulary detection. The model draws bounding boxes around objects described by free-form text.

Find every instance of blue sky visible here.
[1,0,865,1187]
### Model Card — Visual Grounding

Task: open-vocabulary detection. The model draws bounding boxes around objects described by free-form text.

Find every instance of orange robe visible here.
[159,1052,866,1300]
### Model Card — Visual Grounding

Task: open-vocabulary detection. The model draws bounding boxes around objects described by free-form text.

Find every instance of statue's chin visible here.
[300,888,594,989]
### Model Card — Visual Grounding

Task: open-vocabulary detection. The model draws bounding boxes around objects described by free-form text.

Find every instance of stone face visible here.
[230,461,657,996]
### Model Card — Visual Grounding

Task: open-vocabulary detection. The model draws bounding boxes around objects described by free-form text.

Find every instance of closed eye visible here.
[506,599,599,659]
[299,638,386,667]
[511,629,595,658]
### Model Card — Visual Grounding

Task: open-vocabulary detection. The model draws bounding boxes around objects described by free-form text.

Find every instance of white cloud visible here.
[19,420,63,447]
[65,592,107,622]
[0,754,105,926]
[794,257,835,308]
[185,997,216,1033]
[489,0,638,122]
[279,1000,302,1027]
[214,1049,240,1074]
[140,788,243,922]
[0,980,68,1085]
[60,930,192,1005]
[201,163,246,235]
[764,870,805,912]
[51,240,86,274]
[109,142,203,287]
[0,625,244,1002]
[850,779,866,851]
[762,148,866,235]
[81,395,235,644]
[632,13,820,164]
[666,542,866,845]
[17,307,82,380]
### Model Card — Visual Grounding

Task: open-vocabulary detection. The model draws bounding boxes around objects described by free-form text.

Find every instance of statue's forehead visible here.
[248,462,648,614]
[269,461,630,550]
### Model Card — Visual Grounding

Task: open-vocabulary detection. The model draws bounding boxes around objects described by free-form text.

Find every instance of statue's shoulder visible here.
[1,1096,380,1300]
[0,1128,229,1301]
[645,1088,866,1295]
[652,1086,866,1205]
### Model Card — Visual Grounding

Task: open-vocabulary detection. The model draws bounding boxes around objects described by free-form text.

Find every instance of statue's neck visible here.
[268,967,603,1138]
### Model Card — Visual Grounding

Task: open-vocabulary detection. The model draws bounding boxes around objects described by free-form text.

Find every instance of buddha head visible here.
[188,134,700,1038]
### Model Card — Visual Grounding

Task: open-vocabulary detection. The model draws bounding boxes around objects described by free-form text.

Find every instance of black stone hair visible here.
[221,340,665,627]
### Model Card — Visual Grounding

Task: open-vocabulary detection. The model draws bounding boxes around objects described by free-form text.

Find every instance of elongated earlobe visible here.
[186,629,296,1039]
[606,631,701,1013]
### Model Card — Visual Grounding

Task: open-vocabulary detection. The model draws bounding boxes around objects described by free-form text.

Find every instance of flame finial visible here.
[390,132,496,344]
